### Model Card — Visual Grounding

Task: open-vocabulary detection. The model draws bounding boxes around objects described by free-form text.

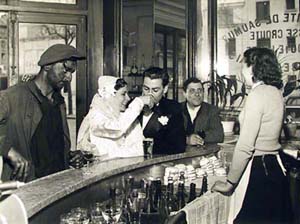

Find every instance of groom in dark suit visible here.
[141,67,186,155]
[181,77,224,146]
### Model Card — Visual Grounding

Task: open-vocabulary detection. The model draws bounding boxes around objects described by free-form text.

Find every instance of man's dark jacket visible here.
[181,101,224,144]
[0,81,71,181]
[141,97,186,155]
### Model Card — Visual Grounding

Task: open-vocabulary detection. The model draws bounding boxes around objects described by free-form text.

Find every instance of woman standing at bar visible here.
[212,47,292,224]
[77,76,153,160]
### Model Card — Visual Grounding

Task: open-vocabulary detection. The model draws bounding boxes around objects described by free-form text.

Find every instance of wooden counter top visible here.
[13,145,221,218]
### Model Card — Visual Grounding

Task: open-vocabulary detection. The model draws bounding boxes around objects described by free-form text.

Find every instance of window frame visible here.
[287,36,296,49]
[256,1,270,22]
[6,0,87,11]
[286,0,296,10]
[257,38,271,48]
[227,38,236,59]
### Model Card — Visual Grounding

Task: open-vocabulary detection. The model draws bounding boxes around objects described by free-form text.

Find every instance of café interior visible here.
[0,0,300,223]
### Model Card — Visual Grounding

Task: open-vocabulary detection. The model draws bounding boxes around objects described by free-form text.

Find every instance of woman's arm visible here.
[227,91,263,184]
[90,98,144,139]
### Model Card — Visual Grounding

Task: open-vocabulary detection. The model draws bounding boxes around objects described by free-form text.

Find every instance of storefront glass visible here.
[0,12,8,91]
[122,0,188,101]
[217,0,300,105]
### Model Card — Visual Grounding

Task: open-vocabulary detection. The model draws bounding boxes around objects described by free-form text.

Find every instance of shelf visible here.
[286,106,300,109]
[124,73,143,77]
[129,90,142,94]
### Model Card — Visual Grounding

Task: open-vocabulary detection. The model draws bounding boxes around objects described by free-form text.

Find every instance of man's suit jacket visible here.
[141,97,186,155]
[181,102,224,144]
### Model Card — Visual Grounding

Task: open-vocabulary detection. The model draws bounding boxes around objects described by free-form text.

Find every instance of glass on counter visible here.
[60,207,89,224]
[143,139,153,159]
[90,202,105,224]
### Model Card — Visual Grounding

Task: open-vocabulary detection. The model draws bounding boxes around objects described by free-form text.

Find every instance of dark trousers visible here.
[234,155,293,224]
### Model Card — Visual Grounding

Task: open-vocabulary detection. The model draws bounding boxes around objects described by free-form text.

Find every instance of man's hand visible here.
[211,180,234,196]
[69,150,86,169]
[7,148,29,182]
[186,134,204,146]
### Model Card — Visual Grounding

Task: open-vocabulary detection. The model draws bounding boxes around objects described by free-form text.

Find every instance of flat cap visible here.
[38,44,86,67]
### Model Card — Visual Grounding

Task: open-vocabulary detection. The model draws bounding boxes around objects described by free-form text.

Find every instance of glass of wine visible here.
[90,202,105,224]
[101,202,123,224]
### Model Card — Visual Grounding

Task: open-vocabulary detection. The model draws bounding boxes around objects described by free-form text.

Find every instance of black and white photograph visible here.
[0,0,299,223]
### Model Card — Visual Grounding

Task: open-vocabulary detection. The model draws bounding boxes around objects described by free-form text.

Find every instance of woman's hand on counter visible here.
[211,180,234,196]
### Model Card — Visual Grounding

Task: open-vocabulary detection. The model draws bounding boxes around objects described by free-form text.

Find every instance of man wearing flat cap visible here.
[0,44,85,182]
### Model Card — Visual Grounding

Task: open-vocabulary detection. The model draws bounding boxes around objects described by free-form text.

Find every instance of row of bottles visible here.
[128,55,155,76]
[105,173,208,224]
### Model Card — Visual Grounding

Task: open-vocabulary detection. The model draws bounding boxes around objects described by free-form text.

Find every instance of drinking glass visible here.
[101,202,123,224]
[68,207,90,224]
[90,202,105,224]
[219,151,231,174]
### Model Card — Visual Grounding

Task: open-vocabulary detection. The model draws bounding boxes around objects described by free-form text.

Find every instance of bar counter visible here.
[12,144,223,223]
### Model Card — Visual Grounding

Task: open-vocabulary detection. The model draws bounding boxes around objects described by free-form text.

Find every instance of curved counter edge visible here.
[13,146,220,218]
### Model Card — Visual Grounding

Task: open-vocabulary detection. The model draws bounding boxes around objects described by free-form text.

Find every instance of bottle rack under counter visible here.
[13,144,225,224]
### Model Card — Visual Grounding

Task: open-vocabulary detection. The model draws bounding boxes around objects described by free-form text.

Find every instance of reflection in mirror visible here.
[0,12,8,91]
[122,0,187,101]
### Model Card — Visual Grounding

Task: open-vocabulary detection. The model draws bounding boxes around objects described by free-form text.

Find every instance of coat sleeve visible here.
[204,107,224,143]
[227,91,263,184]
[0,92,11,157]
[90,98,144,139]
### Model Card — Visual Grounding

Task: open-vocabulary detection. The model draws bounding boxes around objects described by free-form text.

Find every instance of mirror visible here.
[122,0,188,101]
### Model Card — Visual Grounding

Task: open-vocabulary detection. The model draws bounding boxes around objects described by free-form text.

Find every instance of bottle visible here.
[153,178,162,210]
[177,182,186,209]
[129,56,138,75]
[188,183,196,203]
[166,176,178,213]
[140,54,146,74]
[178,171,185,186]
[158,193,168,223]
[109,187,116,212]
[199,175,208,196]
[144,182,156,213]
[150,55,155,67]
[130,190,140,224]
[119,193,130,224]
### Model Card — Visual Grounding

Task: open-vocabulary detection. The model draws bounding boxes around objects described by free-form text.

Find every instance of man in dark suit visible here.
[141,67,186,154]
[181,77,224,146]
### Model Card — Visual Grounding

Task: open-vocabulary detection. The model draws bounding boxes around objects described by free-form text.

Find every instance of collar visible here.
[186,102,201,112]
[252,81,264,90]
[26,81,45,103]
[27,81,64,105]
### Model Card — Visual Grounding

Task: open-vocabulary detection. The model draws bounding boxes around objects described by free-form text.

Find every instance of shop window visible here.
[286,0,295,10]
[287,36,296,49]
[227,38,236,59]
[256,1,270,21]
[257,38,271,48]
[0,12,8,91]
